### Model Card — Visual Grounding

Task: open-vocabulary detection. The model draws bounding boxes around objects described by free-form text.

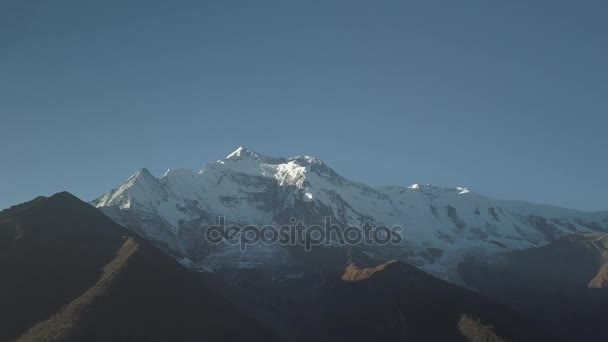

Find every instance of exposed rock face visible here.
[588,261,608,288]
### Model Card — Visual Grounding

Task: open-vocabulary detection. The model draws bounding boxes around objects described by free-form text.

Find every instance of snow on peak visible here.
[133,167,152,177]
[94,168,161,209]
[225,146,266,161]
[456,187,470,194]
[93,147,608,276]
[125,168,156,186]
[408,183,471,194]
[223,146,287,165]
[290,155,324,165]
[408,183,434,190]
[225,146,251,159]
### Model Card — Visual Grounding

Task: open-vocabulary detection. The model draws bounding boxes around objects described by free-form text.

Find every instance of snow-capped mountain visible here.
[93,147,608,277]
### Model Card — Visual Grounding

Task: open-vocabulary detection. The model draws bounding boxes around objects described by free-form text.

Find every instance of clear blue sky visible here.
[1,0,606,211]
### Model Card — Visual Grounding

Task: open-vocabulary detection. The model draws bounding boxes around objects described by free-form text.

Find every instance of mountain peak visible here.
[2,191,107,224]
[225,146,250,159]
[125,168,156,184]
[289,155,325,166]
[225,146,266,161]
[223,146,287,165]
[135,167,153,177]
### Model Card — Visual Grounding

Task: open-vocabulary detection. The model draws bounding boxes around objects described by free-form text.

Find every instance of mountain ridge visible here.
[0,191,281,341]
[320,259,556,341]
[92,147,608,277]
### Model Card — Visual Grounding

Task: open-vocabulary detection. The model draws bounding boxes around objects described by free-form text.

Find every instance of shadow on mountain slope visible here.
[459,233,608,341]
[320,260,554,342]
[0,192,280,342]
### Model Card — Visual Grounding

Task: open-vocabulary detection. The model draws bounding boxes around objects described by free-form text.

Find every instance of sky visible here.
[1,0,607,211]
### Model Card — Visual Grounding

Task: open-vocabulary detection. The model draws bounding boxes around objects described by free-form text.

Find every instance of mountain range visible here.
[93,147,608,280]
[1,192,560,341]
[3,147,608,341]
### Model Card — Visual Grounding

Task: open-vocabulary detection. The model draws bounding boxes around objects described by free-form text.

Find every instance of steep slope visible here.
[93,147,608,277]
[458,233,608,340]
[0,192,280,342]
[589,259,608,288]
[320,260,554,341]
[199,247,553,341]
[458,233,608,294]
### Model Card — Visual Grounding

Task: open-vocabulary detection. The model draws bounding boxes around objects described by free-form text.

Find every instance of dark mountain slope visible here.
[459,233,608,294]
[320,260,554,342]
[0,192,280,342]
[458,233,608,341]
[207,249,554,342]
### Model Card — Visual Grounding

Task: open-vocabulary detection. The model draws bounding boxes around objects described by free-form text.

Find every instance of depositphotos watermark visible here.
[204,217,403,251]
